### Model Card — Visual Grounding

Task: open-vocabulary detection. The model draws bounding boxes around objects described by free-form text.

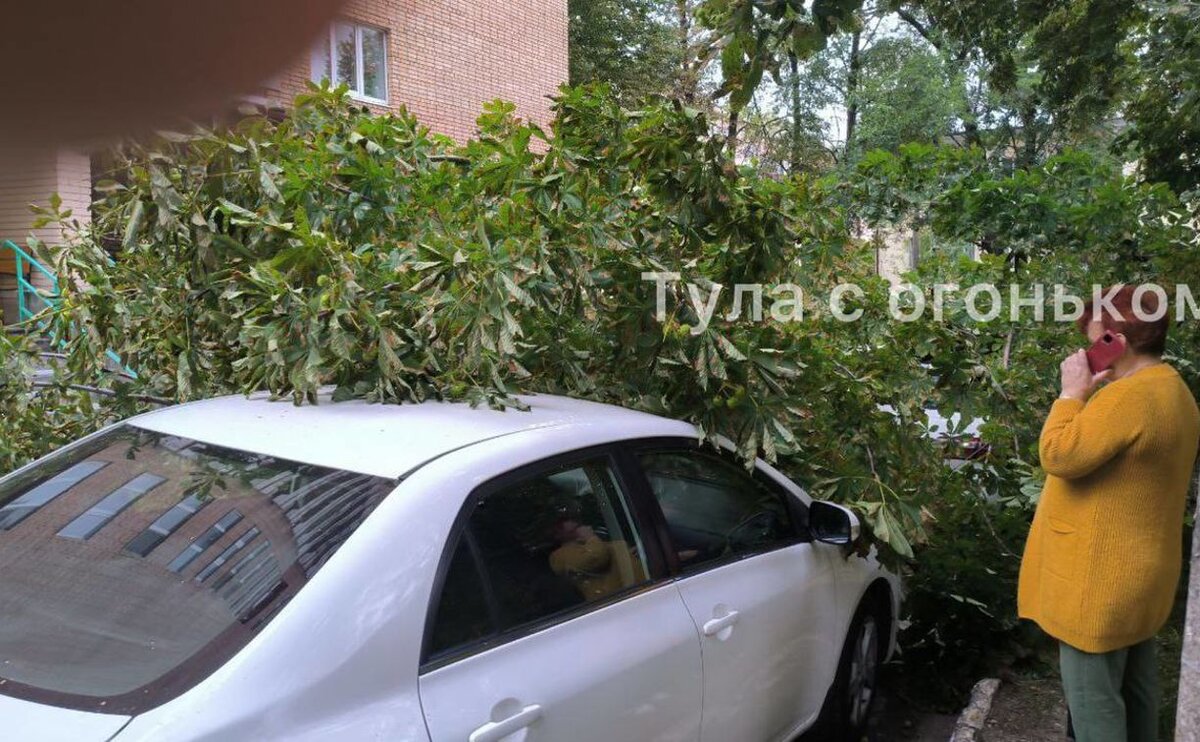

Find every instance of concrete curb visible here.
[949,677,1002,742]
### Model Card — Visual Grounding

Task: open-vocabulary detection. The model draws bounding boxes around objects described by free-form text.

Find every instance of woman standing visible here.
[1018,285,1200,742]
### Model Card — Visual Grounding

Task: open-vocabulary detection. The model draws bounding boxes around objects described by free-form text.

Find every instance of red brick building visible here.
[266,0,568,143]
[0,0,568,322]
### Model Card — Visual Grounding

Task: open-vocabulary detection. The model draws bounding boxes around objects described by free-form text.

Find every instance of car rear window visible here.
[0,425,396,714]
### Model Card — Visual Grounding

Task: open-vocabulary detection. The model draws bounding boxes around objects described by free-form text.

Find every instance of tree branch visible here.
[428,154,470,165]
[895,7,938,49]
[31,381,174,406]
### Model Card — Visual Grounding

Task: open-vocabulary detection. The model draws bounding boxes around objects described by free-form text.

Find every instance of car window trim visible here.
[615,437,812,579]
[752,463,812,544]
[618,436,812,538]
[421,578,669,674]
[418,443,670,673]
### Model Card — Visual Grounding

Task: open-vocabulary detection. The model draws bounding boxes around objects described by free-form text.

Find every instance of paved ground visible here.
[856,674,1066,742]
[982,675,1068,742]
[792,670,1071,741]
[794,670,958,742]
[865,689,957,742]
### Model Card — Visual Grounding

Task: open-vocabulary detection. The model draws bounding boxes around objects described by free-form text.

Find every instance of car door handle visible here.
[702,610,740,636]
[468,703,543,742]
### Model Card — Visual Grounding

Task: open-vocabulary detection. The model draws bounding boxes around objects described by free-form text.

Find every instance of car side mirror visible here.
[809,501,860,546]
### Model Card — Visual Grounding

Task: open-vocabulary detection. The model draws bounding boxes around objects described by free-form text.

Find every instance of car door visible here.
[629,443,839,742]
[418,450,703,742]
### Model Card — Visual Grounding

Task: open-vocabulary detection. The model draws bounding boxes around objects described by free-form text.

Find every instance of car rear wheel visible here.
[810,600,883,741]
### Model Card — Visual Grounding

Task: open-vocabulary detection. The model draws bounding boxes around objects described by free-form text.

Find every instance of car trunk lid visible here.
[0,695,130,741]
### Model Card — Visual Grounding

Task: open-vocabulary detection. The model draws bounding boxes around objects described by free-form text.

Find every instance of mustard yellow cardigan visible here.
[1018,363,1200,653]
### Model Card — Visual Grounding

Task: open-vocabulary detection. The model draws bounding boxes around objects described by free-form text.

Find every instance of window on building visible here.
[168,509,244,573]
[312,21,388,102]
[209,540,274,592]
[124,493,209,556]
[916,230,980,263]
[0,461,108,530]
[57,473,165,541]
[194,526,261,583]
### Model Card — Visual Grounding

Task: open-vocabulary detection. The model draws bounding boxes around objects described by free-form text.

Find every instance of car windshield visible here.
[0,425,396,715]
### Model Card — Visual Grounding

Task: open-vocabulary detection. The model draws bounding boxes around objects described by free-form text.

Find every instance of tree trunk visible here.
[789,53,803,174]
[962,116,983,148]
[1019,104,1038,168]
[675,0,696,104]
[1179,471,1200,740]
[727,109,740,156]
[844,29,862,160]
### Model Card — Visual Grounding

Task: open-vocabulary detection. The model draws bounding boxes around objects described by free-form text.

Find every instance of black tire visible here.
[809,599,885,741]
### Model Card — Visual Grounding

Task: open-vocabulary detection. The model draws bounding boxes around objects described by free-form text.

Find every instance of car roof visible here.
[128,392,694,479]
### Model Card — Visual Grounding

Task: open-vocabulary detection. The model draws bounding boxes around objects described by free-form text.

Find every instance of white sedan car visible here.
[0,393,899,742]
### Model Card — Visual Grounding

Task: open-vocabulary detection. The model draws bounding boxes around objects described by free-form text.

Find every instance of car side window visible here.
[638,450,796,570]
[427,538,494,657]
[756,469,810,536]
[427,457,651,662]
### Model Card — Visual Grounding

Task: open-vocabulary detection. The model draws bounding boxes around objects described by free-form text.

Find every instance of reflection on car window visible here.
[639,450,794,569]
[0,460,108,530]
[429,458,648,660]
[427,538,494,657]
[0,425,396,715]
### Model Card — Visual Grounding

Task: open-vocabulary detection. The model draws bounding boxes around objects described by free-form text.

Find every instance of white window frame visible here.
[312,21,389,105]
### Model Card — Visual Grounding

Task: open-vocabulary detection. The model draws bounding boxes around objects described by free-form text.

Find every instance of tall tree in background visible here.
[885,0,1160,173]
[884,2,1047,161]
[1118,1,1200,194]
[699,0,863,152]
[853,36,966,154]
[674,0,717,104]
[843,27,862,155]
[790,8,883,163]
[568,0,681,103]
[737,71,834,174]
[727,10,978,170]
[569,0,1195,197]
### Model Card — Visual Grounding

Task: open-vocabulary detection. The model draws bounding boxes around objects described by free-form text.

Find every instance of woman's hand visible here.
[1060,350,1112,401]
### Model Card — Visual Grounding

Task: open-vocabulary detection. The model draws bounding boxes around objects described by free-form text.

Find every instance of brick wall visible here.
[0,146,90,324]
[262,0,569,142]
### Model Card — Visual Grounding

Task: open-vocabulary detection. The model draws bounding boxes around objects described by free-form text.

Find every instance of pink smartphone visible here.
[1086,332,1125,373]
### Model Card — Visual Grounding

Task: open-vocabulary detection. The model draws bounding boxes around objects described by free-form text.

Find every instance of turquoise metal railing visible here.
[5,239,61,322]
[2,239,135,377]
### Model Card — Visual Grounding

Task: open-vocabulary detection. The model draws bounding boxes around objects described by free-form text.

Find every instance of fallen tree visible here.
[4,85,1195,709]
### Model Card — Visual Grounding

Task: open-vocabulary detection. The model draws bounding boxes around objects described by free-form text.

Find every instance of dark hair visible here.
[1077,285,1169,356]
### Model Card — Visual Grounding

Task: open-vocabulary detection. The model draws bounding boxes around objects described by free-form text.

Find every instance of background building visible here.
[1,0,569,324]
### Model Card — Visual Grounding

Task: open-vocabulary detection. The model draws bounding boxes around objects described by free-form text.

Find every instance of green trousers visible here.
[1059,638,1159,742]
